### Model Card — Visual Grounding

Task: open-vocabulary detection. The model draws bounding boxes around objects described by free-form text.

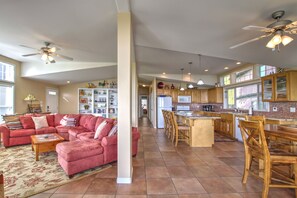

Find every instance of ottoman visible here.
[56,140,104,176]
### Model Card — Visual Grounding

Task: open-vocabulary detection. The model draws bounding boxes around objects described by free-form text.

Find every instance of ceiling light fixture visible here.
[266,30,294,49]
[204,69,208,72]
[180,68,185,91]
[197,54,204,85]
[67,80,71,84]
[162,72,166,75]
[188,62,194,89]
[224,67,229,70]
[236,62,241,65]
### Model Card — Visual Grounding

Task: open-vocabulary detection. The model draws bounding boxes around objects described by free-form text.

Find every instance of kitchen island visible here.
[176,112,220,147]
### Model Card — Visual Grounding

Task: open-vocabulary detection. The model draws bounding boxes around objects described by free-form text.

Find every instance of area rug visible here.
[0,145,112,198]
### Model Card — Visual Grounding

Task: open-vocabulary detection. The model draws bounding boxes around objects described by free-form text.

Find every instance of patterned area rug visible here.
[0,145,111,198]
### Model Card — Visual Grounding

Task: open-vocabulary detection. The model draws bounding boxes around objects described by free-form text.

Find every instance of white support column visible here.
[117,12,133,184]
[132,62,138,127]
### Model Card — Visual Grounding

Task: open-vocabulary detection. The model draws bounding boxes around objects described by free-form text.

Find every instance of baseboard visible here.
[116,167,133,184]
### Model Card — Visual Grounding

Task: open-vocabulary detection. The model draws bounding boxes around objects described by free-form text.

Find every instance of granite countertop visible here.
[175,112,220,120]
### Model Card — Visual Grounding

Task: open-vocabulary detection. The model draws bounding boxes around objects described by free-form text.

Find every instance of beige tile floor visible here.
[30,117,295,198]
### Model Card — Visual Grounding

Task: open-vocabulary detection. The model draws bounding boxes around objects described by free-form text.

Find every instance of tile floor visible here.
[31,117,295,198]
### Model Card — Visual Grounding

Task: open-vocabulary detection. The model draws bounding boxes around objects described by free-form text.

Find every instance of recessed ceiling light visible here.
[224,67,229,70]
[236,62,241,65]
[162,72,166,75]
[188,72,191,75]
[67,80,70,84]
[142,85,146,87]
[204,69,208,72]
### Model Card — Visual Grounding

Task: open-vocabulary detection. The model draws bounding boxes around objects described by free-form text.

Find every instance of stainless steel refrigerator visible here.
[157,96,172,128]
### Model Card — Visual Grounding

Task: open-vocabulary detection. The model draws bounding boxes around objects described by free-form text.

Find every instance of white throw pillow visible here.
[108,124,118,137]
[32,116,49,129]
[94,121,107,139]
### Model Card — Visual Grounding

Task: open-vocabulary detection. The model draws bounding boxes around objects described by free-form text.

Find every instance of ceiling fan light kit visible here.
[21,41,74,63]
[230,10,297,51]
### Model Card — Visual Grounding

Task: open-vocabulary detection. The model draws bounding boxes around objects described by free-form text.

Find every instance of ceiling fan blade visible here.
[230,34,271,49]
[288,28,297,34]
[20,45,39,50]
[55,53,74,61]
[287,20,297,29]
[22,53,40,57]
[242,25,274,33]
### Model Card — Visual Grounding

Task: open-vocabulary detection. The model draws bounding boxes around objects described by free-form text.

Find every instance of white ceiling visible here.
[0,0,297,85]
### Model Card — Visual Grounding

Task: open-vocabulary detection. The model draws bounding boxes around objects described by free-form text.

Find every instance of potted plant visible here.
[84,104,90,110]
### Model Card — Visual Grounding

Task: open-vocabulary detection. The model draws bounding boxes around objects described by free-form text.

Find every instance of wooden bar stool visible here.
[168,111,190,147]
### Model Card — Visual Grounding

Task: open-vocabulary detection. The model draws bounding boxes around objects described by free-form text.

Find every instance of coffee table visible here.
[31,133,64,161]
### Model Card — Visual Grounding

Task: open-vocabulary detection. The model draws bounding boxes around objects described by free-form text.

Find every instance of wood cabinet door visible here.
[215,88,223,103]
[200,89,208,103]
[163,89,171,96]
[184,90,192,96]
[208,88,215,103]
[192,90,201,103]
[261,75,274,102]
[157,89,164,95]
[171,89,178,102]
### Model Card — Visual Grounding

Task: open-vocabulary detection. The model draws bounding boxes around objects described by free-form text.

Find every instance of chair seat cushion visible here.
[10,129,35,137]
[56,140,103,162]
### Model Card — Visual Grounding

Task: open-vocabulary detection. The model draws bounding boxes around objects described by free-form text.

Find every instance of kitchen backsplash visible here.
[174,102,297,119]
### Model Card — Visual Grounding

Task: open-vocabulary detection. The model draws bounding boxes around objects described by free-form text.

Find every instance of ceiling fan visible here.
[21,41,74,63]
[230,10,297,50]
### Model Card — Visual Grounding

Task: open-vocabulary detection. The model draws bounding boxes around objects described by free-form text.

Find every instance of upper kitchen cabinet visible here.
[171,89,178,103]
[261,71,297,102]
[207,87,223,103]
[191,89,201,103]
[178,89,192,96]
[200,89,208,103]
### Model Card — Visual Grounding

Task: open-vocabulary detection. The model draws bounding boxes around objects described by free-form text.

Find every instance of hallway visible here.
[32,117,295,197]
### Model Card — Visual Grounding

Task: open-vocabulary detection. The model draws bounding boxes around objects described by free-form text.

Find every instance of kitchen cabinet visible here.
[207,87,223,103]
[178,89,192,96]
[156,89,164,95]
[200,89,208,103]
[191,90,201,103]
[261,71,297,102]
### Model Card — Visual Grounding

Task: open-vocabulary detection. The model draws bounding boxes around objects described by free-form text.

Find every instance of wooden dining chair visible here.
[168,111,190,147]
[162,110,169,136]
[239,120,297,198]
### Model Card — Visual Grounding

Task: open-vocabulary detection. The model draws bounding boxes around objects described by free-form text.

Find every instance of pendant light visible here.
[188,62,194,89]
[180,68,185,91]
[197,54,204,85]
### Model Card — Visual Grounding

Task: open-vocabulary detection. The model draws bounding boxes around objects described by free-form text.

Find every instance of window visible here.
[223,75,231,85]
[0,62,15,123]
[235,68,253,83]
[0,62,14,82]
[224,83,269,111]
[259,65,276,77]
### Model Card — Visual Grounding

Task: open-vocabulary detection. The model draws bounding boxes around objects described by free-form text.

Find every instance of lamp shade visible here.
[24,94,36,101]
[188,84,194,89]
[197,79,204,85]
[266,40,275,48]
[271,34,282,45]
[282,35,293,46]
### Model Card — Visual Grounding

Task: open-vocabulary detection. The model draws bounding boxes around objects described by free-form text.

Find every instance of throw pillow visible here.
[108,124,118,137]
[6,120,23,130]
[19,116,35,129]
[60,115,76,127]
[32,116,49,129]
[94,121,107,139]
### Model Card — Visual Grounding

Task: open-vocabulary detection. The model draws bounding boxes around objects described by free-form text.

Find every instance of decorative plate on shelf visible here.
[278,125,297,132]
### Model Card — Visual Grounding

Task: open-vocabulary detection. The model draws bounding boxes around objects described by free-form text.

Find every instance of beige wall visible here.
[59,79,116,114]
[0,55,57,114]
[138,86,149,95]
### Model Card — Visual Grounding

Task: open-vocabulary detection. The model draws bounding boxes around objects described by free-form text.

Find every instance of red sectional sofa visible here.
[0,113,140,176]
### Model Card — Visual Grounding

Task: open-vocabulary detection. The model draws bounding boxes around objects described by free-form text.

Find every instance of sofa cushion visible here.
[108,123,118,137]
[35,114,55,127]
[19,116,35,129]
[86,116,98,131]
[10,129,35,137]
[98,122,114,141]
[54,114,66,126]
[79,114,93,127]
[60,115,76,127]
[35,127,57,134]
[32,116,49,129]
[56,140,103,162]
[67,114,81,126]
[77,132,95,141]
[56,125,85,134]
[6,120,23,130]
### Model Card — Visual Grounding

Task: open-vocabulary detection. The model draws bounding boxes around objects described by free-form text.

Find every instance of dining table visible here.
[264,124,297,142]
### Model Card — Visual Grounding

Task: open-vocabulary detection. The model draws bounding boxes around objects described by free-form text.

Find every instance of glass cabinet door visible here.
[275,74,288,101]
[262,76,274,101]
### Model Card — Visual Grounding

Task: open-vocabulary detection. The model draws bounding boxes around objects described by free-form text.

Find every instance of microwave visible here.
[178,96,191,103]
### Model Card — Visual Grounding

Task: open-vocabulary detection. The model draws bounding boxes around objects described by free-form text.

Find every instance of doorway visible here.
[139,95,148,117]
[46,88,59,113]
